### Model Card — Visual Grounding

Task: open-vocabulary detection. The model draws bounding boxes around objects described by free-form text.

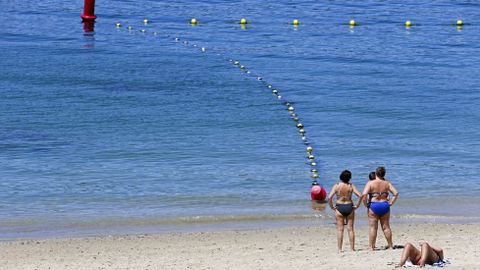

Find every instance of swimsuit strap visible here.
[369,191,389,197]
[370,191,388,195]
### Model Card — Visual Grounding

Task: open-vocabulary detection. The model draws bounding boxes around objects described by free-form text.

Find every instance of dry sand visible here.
[0,223,478,270]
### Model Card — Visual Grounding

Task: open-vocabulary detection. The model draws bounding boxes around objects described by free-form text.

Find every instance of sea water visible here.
[1,0,479,239]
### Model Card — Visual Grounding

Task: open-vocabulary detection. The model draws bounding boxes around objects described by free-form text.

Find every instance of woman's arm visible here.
[362,182,371,207]
[362,196,369,208]
[328,184,337,210]
[388,182,399,206]
[352,185,363,209]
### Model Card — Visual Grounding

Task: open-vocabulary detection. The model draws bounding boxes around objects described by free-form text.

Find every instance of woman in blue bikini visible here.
[362,166,399,250]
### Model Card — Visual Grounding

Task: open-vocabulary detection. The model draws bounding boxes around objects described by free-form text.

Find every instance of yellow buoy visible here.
[115,23,121,28]
[190,18,198,25]
[143,19,149,24]
[293,19,299,26]
[240,18,248,24]
[405,20,412,27]
[127,26,133,31]
[456,20,463,26]
[349,19,356,26]
[140,29,146,33]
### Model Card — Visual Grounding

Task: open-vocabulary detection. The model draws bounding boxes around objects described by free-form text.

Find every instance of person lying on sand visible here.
[398,241,444,267]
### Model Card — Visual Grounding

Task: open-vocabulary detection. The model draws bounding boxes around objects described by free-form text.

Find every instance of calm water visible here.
[1,0,479,239]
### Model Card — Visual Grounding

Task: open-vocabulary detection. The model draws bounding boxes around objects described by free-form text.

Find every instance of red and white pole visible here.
[81,0,97,21]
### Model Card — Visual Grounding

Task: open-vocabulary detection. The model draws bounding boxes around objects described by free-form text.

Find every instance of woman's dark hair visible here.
[339,170,352,183]
[376,166,386,178]
[368,171,376,180]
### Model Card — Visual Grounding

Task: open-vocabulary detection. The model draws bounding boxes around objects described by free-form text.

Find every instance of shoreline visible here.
[3,196,480,241]
[2,212,480,242]
[0,223,478,269]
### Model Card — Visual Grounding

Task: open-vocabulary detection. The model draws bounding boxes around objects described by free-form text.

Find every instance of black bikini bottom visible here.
[336,203,354,217]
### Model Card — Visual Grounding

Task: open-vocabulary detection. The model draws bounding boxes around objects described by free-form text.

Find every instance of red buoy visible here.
[81,0,97,21]
[310,185,326,201]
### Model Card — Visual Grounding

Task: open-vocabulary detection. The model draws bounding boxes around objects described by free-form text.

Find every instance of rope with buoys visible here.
[114,19,328,204]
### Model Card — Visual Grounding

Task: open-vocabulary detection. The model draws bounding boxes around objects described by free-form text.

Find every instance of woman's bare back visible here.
[336,183,354,204]
[366,179,391,202]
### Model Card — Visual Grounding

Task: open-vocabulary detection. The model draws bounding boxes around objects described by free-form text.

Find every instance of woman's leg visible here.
[399,243,421,266]
[418,241,442,266]
[379,212,393,249]
[346,211,355,251]
[368,209,379,250]
[335,211,345,252]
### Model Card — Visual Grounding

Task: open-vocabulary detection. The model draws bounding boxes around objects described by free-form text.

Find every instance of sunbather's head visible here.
[368,171,376,180]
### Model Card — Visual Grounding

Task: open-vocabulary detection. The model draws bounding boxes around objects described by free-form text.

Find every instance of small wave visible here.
[173,213,329,224]
[0,213,332,240]
[0,213,328,232]
[393,214,480,221]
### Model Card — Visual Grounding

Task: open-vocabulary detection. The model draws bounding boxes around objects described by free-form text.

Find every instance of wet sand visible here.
[0,223,478,270]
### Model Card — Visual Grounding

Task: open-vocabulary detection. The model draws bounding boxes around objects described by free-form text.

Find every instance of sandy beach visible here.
[0,223,478,270]
[3,1,480,270]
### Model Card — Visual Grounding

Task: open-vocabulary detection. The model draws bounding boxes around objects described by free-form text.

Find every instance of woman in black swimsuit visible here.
[328,170,362,252]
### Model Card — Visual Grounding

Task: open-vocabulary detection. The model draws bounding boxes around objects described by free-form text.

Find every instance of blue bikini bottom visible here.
[370,201,390,217]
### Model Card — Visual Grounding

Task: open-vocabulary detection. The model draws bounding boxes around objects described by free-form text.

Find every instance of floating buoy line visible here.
[117,18,456,202]
[125,18,471,30]
[107,16,470,205]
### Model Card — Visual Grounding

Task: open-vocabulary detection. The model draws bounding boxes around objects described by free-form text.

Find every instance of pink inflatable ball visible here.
[310,185,327,201]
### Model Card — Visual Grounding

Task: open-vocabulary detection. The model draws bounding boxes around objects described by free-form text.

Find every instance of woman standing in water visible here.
[328,170,362,252]
[362,166,399,250]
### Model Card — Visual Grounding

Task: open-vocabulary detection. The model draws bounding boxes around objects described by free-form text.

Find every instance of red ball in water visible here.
[310,185,326,201]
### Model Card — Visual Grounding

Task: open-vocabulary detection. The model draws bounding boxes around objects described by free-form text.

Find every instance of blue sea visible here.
[1,0,479,239]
